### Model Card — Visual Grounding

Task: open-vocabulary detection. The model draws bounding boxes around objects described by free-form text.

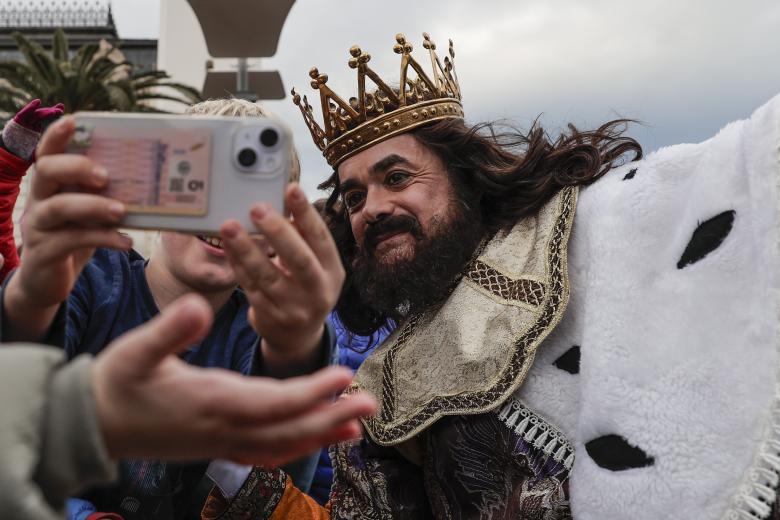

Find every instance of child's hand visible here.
[1,99,65,161]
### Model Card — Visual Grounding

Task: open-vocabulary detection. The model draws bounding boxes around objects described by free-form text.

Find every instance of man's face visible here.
[337,134,484,319]
[156,232,237,293]
[337,134,457,266]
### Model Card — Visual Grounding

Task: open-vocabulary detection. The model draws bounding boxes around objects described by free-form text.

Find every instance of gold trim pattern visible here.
[378,314,421,423]
[466,259,546,307]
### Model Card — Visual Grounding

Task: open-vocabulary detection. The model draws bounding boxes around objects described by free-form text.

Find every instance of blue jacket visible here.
[308,315,393,505]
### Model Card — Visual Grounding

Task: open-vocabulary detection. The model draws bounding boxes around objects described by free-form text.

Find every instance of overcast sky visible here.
[112,0,780,196]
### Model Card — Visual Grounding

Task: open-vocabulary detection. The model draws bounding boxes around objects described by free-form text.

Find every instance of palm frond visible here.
[134,92,195,105]
[129,70,170,82]
[132,103,167,113]
[147,81,203,103]
[12,32,60,88]
[105,82,137,111]
[72,43,100,75]
[0,63,45,99]
[5,33,202,114]
[0,84,29,100]
[88,58,132,83]
[52,28,69,62]
[0,97,24,116]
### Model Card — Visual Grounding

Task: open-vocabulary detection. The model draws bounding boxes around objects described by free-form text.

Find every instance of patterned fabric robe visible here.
[202,402,571,519]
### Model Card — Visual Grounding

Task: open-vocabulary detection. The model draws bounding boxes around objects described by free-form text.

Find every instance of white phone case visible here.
[68,112,291,235]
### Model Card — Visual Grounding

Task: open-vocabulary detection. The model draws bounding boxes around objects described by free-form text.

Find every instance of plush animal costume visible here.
[519,92,780,520]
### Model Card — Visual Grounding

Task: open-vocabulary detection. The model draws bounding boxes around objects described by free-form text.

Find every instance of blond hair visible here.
[186,98,300,183]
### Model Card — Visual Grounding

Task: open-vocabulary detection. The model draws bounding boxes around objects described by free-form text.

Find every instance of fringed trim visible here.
[724,130,780,520]
[495,396,575,471]
[726,405,780,519]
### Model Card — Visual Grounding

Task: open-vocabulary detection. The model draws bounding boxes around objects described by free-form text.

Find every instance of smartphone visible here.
[67,112,291,235]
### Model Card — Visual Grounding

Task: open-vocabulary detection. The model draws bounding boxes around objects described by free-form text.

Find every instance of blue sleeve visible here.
[38,259,98,356]
[246,319,337,376]
[309,448,335,505]
[0,256,98,352]
[39,270,93,355]
[20,249,129,359]
[0,267,80,350]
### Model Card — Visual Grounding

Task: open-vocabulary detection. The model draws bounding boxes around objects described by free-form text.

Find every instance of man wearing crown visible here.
[200,32,642,519]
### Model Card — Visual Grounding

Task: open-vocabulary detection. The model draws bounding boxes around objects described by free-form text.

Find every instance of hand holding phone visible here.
[2,116,132,342]
[67,112,291,235]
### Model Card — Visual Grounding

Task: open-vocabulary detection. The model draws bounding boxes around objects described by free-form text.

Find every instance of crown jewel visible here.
[292,33,464,167]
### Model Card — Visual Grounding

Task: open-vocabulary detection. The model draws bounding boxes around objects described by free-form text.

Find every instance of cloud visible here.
[112,0,160,38]
[113,0,780,197]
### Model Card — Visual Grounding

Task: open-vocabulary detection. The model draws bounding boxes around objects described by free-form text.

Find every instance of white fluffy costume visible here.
[517,93,780,519]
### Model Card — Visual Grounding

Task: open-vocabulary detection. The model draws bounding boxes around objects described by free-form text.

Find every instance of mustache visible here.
[363,215,423,253]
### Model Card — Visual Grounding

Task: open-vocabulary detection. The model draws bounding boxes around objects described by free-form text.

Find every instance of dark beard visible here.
[347,204,484,325]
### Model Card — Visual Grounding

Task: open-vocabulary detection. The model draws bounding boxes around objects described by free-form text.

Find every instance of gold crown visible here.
[292,32,464,167]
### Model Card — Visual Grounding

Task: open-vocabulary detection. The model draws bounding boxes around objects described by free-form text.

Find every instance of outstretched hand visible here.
[13,99,65,132]
[219,184,345,376]
[2,99,65,161]
[92,293,375,467]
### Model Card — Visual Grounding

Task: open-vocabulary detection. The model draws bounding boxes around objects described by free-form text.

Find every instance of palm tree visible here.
[0,29,202,120]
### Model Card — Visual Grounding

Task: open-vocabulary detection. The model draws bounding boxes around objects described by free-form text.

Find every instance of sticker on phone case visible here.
[69,124,211,216]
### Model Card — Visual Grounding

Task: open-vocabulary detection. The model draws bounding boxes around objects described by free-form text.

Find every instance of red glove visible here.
[85,514,124,520]
[1,99,65,161]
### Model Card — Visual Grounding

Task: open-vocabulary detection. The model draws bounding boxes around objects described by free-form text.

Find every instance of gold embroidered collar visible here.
[353,186,578,446]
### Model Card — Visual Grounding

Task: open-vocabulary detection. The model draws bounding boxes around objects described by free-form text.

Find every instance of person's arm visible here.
[220,183,346,379]
[1,116,132,343]
[0,346,115,520]
[0,293,376,520]
[0,147,29,281]
[0,99,64,281]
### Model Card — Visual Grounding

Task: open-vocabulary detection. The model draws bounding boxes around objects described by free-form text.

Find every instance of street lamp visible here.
[187,0,295,100]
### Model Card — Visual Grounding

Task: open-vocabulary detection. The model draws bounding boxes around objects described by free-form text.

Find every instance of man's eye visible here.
[386,171,409,186]
[343,191,365,210]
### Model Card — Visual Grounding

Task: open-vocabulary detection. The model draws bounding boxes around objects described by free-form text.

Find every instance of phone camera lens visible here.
[238,148,257,168]
[260,128,279,147]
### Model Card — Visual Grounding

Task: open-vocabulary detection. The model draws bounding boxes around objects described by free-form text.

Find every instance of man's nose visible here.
[361,188,394,223]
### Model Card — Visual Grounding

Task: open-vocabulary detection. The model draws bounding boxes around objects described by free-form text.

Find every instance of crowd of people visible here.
[0,96,378,519]
[2,30,779,520]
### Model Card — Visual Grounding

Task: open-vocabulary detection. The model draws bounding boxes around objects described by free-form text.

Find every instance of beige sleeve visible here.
[0,345,117,519]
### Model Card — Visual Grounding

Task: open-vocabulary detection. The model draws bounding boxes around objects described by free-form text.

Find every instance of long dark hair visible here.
[319,117,643,335]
